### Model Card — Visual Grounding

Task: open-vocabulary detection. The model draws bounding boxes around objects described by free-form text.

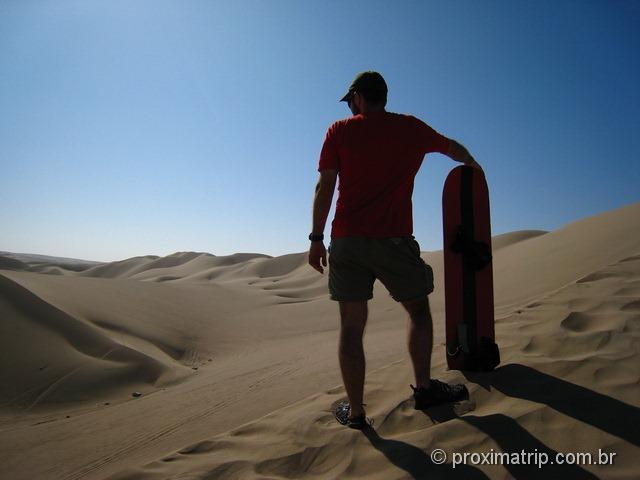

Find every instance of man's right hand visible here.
[466,156,483,171]
[447,139,482,171]
[308,241,328,274]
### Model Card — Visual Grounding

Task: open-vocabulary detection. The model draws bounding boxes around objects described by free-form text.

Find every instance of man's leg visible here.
[401,296,432,389]
[338,300,368,419]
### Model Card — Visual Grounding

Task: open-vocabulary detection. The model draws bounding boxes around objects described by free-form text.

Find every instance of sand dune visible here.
[0,255,29,271]
[0,251,103,274]
[0,202,638,479]
[0,274,182,411]
[79,255,160,279]
[490,229,548,250]
[107,248,640,480]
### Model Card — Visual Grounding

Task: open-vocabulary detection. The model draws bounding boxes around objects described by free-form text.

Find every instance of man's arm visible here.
[446,139,482,169]
[311,169,338,235]
[308,169,337,274]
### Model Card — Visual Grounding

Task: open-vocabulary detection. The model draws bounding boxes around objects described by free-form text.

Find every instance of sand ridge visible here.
[0,201,638,479]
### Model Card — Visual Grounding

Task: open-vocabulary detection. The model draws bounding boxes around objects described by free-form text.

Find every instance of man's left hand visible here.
[308,242,327,274]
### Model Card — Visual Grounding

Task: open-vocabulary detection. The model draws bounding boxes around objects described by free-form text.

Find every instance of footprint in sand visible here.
[560,312,624,333]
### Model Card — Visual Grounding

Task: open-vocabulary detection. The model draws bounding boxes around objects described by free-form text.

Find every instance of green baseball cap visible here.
[339,71,388,102]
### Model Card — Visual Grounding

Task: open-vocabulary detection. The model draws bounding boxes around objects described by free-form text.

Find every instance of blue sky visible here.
[1,0,638,262]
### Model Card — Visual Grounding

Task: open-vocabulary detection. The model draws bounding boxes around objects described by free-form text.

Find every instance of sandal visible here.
[334,400,372,429]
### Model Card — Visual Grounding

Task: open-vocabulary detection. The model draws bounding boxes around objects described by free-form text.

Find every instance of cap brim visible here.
[339,91,351,102]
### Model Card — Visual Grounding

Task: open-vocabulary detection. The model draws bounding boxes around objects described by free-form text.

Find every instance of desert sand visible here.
[1,202,639,479]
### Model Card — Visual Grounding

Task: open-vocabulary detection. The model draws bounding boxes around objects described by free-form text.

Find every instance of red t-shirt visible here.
[318,111,450,237]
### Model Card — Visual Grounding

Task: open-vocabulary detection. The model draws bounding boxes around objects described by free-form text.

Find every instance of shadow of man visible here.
[425,404,600,480]
[463,363,640,446]
[360,363,635,479]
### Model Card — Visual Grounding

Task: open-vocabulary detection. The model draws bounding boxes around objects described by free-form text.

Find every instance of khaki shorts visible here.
[328,236,434,302]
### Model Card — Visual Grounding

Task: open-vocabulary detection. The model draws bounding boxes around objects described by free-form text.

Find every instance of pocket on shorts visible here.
[386,236,421,260]
[377,237,434,300]
[400,236,421,258]
[423,262,434,295]
[404,237,434,295]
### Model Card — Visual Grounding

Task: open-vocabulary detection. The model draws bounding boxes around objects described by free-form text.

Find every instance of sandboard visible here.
[442,165,499,371]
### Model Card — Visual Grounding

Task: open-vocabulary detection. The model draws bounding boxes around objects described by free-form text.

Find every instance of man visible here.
[309,71,481,429]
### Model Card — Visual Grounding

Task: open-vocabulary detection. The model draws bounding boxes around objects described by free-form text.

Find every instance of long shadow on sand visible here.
[360,364,635,479]
[361,427,489,480]
[463,363,640,446]
[425,406,599,479]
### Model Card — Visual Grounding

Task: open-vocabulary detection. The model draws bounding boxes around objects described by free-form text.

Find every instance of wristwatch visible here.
[308,233,324,242]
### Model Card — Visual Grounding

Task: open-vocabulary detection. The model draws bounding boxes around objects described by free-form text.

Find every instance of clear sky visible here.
[1,0,638,262]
